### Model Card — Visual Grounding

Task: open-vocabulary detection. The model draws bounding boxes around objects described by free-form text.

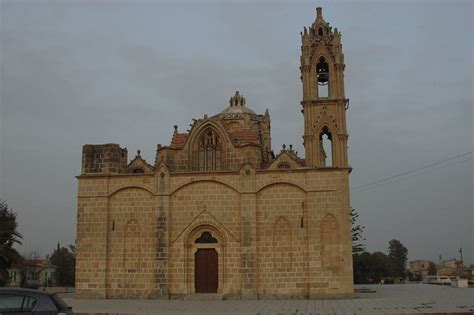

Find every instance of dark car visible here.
[0,288,73,314]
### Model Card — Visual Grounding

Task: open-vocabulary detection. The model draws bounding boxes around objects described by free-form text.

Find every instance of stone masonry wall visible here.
[168,180,241,296]
[105,188,157,298]
[82,144,128,174]
[256,183,307,297]
[75,168,353,299]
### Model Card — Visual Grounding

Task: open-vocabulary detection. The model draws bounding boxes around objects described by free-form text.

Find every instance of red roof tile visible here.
[170,133,189,148]
[231,130,259,144]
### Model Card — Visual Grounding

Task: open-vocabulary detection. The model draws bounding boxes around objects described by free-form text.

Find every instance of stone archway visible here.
[194,231,219,293]
[185,227,225,294]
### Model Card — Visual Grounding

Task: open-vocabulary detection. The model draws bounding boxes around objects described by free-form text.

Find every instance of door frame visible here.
[185,225,225,294]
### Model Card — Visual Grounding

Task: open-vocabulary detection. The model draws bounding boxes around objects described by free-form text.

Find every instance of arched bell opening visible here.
[316,57,329,98]
[319,126,333,167]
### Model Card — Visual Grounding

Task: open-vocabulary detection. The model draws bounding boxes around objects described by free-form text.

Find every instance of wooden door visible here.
[195,248,218,293]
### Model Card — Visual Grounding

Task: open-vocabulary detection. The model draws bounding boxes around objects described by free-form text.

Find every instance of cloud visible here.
[1,1,472,263]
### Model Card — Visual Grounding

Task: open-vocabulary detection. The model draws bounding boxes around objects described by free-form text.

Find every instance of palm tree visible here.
[0,200,23,285]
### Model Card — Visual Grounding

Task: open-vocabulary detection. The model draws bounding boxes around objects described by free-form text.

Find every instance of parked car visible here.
[0,288,73,314]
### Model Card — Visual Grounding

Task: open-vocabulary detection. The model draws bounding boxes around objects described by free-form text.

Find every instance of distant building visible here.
[8,260,57,288]
[439,259,463,269]
[436,266,458,277]
[409,260,435,279]
[435,259,471,279]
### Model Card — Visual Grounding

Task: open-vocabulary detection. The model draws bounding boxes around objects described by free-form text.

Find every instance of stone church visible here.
[76,7,354,299]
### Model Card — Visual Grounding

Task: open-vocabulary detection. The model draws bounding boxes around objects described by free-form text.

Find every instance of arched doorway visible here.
[194,232,218,293]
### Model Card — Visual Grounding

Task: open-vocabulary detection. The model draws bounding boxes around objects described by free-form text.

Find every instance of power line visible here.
[351,157,473,193]
[350,151,474,192]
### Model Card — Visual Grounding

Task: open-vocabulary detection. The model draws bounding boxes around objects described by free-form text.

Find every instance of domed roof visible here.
[220,91,256,115]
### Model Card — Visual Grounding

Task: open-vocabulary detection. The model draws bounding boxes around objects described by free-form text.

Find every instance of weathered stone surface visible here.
[75,7,354,299]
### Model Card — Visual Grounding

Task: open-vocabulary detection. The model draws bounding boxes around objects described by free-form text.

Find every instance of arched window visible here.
[318,27,323,36]
[278,162,291,169]
[316,57,329,97]
[197,128,222,171]
[195,231,218,243]
[319,126,332,167]
[132,168,144,174]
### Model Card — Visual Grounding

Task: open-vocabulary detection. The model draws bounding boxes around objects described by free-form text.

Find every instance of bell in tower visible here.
[300,7,350,168]
[316,57,329,86]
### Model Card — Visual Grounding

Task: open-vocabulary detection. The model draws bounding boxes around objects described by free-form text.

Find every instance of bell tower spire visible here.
[300,7,349,168]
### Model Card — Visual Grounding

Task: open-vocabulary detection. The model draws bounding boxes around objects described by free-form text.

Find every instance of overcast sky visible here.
[1,0,472,265]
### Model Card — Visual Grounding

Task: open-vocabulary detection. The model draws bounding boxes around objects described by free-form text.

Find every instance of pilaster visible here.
[239,164,257,299]
[156,164,170,299]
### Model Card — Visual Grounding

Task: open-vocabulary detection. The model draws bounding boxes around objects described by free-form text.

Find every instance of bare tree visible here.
[18,251,43,289]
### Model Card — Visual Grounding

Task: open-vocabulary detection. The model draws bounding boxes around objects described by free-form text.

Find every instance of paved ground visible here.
[62,284,474,315]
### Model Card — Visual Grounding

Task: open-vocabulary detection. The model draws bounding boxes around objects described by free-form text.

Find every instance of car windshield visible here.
[50,294,70,311]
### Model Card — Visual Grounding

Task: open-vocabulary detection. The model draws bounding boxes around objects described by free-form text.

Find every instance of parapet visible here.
[81,144,128,175]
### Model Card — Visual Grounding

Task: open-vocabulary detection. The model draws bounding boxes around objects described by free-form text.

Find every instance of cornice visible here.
[300,98,349,106]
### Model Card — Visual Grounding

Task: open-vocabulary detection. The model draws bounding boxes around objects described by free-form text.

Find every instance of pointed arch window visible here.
[316,57,329,97]
[319,126,333,167]
[198,128,222,171]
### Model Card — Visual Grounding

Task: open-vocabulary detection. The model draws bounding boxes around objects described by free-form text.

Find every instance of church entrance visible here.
[194,248,218,293]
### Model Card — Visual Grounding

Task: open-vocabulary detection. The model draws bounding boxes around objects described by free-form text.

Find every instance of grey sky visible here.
[1,0,472,264]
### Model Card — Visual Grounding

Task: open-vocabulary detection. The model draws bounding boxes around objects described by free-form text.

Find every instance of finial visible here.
[282,144,286,150]
[173,125,178,134]
[229,90,245,107]
[136,150,141,157]
[316,7,322,18]
[289,144,293,151]
[204,114,208,119]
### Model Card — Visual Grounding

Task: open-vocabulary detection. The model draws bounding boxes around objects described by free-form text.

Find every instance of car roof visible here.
[0,288,52,297]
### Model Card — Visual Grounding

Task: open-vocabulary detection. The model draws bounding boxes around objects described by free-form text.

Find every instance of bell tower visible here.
[300,7,349,168]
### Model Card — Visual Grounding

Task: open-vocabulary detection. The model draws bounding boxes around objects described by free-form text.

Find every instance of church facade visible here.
[75,7,354,299]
